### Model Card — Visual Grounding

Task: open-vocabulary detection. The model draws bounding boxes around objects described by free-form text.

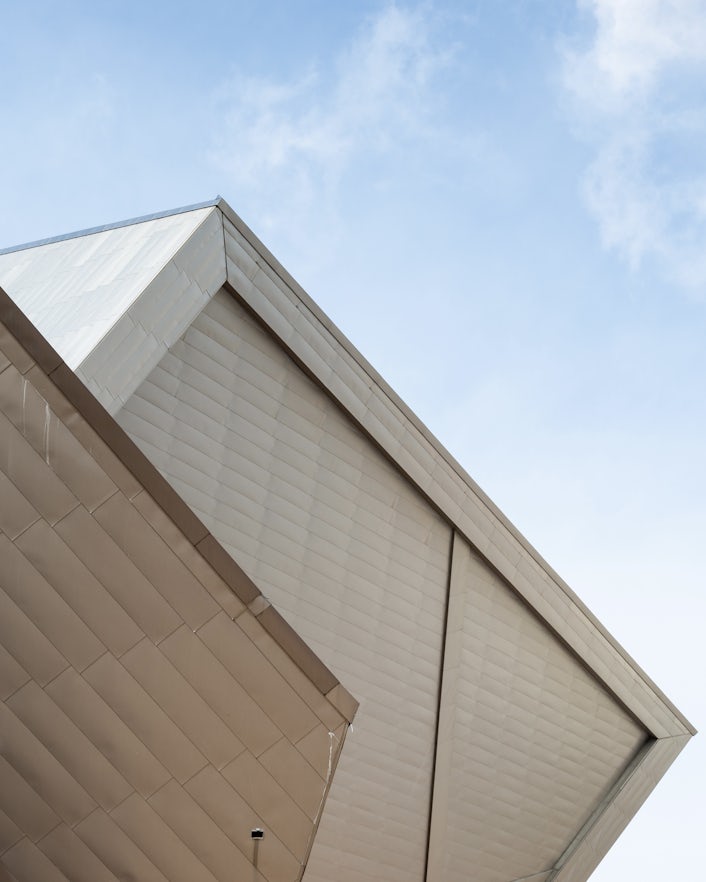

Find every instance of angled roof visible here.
[0,200,695,882]
[0,286,356,882]
[0,202,222,372]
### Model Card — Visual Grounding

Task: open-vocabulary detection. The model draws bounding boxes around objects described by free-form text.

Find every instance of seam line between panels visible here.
[423,527,455,882]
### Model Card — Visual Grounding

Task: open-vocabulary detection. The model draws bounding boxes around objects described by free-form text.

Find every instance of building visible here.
[0,198,695,882]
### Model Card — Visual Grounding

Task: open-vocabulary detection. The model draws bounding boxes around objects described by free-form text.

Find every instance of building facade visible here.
[0,199,694,882]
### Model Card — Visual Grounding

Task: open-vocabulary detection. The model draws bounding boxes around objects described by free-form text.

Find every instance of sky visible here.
[0,1,704,879]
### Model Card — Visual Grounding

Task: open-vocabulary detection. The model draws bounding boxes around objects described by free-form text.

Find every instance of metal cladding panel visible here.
[116,288,452,882]
[427,535,648,882]
[0,308,353,882]
[75,208,227,416]
[0,207,214,370]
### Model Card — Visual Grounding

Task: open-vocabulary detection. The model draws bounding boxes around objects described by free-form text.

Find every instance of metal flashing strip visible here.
[551,737,654,876]
[0,197,223,256]
[550,734,691,882]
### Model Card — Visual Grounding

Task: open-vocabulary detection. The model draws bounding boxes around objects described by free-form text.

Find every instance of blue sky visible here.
[1,2,704,878]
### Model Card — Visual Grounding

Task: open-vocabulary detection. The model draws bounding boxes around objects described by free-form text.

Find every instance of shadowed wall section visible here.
[0,296,356,882]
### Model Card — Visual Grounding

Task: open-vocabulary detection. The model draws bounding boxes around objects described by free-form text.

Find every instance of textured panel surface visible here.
[427,534,648,882]
[0,314,351,882]
[0,207,214,369]
[220,209,691,742]
[551,734,689,882]
[76,207,226,415]
[117,288,452,882]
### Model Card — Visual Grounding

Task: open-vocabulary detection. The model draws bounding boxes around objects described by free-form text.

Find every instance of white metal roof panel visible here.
[75,207,226,415]
[0,206,216,370]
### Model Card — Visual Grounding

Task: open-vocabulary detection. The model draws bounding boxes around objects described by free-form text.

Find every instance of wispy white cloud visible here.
[566,0,706,106]
[209,4,455,249]
[562,0,706,292]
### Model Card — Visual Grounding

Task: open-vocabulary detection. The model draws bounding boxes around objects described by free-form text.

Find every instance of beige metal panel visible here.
[121,638,245,770]
[0,536,105,672]
[0,412,78,526]
[117,288,451,882]
[296,721,348,780]
[0,810,23,856]
[0,207,215,369]
[0,473,39,539]
[222,750,314,860]
[7,682,132,812]
[198,612,320,744]
[82,653,209,784]
[0,703,96,827]
[45,669,171,799]
[110,793,220,882]
[0,863,17,882]
[76,207,227,415]
[74,809,170,882]
[14,520,143,658]
[0,756,59,842]
[0,645,29,703]
[237,608,345,733]
[185,765,301,882]
[148,779,264,882]
[21,362,144,504]
[259,737,328,820]
[1,838,69,882]
[131,490,246,619]
[221,208,690,743]
[427,534,647,882]
[93,491,219,630]
[159,625,283,757]
[0,364,117,512]
[37,824,119,882]
[54,506,182,644]
[0,325,37,376]
[0,588,68,687]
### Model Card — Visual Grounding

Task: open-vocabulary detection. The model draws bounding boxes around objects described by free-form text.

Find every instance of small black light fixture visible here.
[251,828,264,840]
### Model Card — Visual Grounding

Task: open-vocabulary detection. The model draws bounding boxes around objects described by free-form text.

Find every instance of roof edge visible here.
[550,732,692,881]
[0,197,223,256]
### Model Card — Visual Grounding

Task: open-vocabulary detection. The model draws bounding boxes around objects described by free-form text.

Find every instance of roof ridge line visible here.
[0,197,223,256]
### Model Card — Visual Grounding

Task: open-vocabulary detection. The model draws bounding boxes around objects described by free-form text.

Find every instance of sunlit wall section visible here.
[116,287,452,882]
